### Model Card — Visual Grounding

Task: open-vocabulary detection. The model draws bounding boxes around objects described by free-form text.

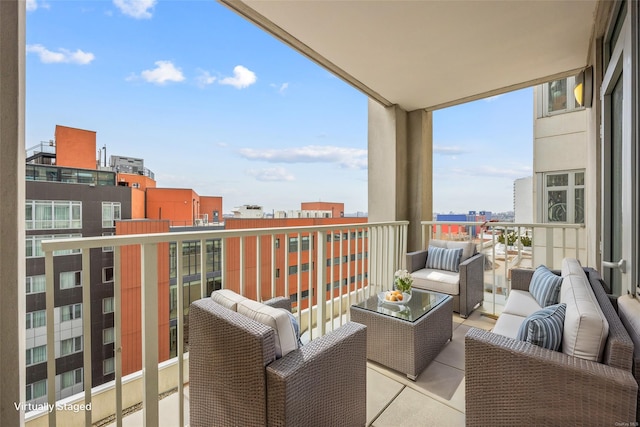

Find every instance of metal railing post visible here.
[141,243,159,427]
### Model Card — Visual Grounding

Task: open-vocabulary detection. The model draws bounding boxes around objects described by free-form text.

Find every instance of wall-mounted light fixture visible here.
[574,66,593,108]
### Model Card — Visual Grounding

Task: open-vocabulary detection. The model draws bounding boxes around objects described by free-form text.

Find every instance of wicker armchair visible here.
[465,267,637,426]
[406,241,484,318]
[189,296,367,427]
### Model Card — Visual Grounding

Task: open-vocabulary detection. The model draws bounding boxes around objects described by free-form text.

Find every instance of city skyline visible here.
[26,0,533,215]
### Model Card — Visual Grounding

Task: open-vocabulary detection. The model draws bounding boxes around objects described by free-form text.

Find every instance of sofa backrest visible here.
[583,267,634,371]
[560,271,609,362]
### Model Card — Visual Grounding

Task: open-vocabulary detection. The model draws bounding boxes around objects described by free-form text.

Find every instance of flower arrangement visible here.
[394,269,413,294]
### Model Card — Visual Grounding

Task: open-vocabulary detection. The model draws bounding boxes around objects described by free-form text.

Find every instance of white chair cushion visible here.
[492,313,527,339]
[211,289,247,311]
[560,273,609,362]
[411,268,459,295]
[561,258,584,277]
[237,299,299,358]
[502,290,543,318]
[429,239,476,263]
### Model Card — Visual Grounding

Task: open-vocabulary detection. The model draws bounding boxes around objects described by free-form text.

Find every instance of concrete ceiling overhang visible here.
[220,0,599,111]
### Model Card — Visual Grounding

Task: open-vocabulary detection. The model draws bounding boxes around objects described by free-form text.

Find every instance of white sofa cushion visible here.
[492,313,527,339]
[429,239,476,263]
[502,290,543,318]
[560,273,609,362]
[211,289,247,311]
[237,299,299,358]
[561,258,584,277]
[411,268,459,295]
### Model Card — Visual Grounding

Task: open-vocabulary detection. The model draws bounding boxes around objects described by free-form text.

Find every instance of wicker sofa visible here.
[188,291,367,427]
[465,260,638,426]
[617,294,640,424]
[406,239,484,318]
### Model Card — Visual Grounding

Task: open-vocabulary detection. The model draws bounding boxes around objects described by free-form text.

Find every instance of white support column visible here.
[0,2,25,426]
[368,100,432,253]
[141,243,159,427]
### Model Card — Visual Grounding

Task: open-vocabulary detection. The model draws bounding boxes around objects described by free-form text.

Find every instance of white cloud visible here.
[113,0,156,19]
[238,145,367,170]
[484,94,504,102]
[26,0,50,11]
[270,82,289,94]
[196,70,217,87]
[139,60,185,85]
[247,167,295,182]
[26,44,94,65]
[219,65,257,89]
[451,164,532,179]
[433,145,464,156]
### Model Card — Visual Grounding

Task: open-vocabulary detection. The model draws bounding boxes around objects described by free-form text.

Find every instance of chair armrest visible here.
[266,322,367,427]
[406,250,428,273]
[263,296,292,312]
[465,328,637,426]
[459,253,484,317]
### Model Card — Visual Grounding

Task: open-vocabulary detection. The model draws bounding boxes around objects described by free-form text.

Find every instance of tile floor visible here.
[109,309,496,427]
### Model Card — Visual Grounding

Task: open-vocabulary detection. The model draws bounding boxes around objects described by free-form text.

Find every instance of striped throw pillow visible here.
[425,246,464,272]
[530,265,562,307]
[516,303,566,351]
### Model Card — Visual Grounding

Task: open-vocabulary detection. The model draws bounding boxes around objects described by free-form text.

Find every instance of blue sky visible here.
[25,0,532,215]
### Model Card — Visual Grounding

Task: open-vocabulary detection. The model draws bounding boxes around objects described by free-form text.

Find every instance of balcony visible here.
[27,220,584,426]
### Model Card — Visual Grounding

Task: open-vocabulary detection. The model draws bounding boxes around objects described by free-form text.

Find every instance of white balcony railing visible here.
[422,221,586,315]
[31,219,584,426]
[35,221,409,427]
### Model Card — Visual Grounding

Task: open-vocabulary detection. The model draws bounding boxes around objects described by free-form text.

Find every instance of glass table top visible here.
[352,289,449,323]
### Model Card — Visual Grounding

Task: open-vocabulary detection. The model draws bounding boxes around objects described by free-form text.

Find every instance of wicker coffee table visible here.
[350,289,452,380]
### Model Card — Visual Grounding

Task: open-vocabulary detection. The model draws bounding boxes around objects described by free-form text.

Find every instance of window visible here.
[60,271,81,289]
[103,267,114,283]
[25,200,81,230]
[60,337,82,356]
[537,77,583,117]
[26,380,47,402]
[26,234,82,258]
[103,297,114,313]
[60,368,82,389]
[103,357,115,375]
[103,327,115,344]
[102,232,114,252]
[26,345,46,366]
[61,303,82,322]
[102,202,121,227]
[26,275,45,294]
[26,310,46,329]
[288,237,298,253]
[544,171,585,223]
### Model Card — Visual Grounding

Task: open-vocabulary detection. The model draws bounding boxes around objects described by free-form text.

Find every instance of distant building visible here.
[274,202,345,219]
[435,211,491,238]
[232,205,265,218]
[533,77,586,224]
[25,125,133,404]
[514,177,533,224]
